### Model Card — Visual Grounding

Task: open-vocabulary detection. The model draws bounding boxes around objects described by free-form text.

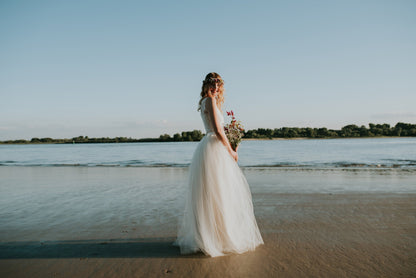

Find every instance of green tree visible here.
[159,134,171,141]
[191,130,203,141]
[173,133,182,141]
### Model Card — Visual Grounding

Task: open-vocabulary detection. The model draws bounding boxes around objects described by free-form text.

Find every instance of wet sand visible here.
[0,167,415,277]
[1,193,415,277]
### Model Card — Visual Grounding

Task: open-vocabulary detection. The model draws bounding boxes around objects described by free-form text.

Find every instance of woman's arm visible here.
[205,97,238,162]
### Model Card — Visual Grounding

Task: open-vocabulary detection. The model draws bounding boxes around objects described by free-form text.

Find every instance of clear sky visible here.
[1,0,415,140]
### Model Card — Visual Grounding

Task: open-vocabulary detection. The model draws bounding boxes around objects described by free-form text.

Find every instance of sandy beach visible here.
[0,167,415,277]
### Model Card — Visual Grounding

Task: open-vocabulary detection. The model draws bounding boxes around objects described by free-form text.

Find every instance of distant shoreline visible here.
[242,136,415,141]
[0,136,414,145]
[1,122,415,144]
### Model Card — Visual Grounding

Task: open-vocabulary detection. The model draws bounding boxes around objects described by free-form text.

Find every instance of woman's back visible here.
[200,97,224,134]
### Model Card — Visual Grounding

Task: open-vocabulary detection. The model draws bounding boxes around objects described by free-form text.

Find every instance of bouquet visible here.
[224,110,245,151]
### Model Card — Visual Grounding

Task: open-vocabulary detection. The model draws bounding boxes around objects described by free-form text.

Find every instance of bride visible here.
[174,72,264,257]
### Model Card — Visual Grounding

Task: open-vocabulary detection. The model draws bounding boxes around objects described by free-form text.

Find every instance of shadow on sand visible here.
[0,237,206,259]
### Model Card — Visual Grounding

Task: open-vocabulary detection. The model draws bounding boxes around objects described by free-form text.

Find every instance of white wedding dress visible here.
[174,98,264,257]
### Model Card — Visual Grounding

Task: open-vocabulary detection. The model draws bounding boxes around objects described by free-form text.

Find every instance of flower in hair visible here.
[204,78,224,84]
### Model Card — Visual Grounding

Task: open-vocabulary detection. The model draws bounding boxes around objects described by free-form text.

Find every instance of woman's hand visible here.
[230,150,238,162]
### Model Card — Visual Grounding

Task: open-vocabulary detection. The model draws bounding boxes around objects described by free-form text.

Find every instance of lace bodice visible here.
[200,98,224,133]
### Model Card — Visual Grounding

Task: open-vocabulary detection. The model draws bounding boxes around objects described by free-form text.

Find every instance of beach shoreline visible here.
[1,166,415,277]
[1,192,415,277]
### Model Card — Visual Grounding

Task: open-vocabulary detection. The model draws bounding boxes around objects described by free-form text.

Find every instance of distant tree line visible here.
[0,122,415,144]
[244,122,416,139]
[158,130,204,142]
[0,130,204,144]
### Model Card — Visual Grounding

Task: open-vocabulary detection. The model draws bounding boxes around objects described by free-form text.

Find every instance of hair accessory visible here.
[203,78,224,84]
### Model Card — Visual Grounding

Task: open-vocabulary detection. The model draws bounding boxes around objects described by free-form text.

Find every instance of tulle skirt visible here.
[174,133,264,257]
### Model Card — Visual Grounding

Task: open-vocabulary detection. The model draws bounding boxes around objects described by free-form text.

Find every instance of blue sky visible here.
[1,0,415,140]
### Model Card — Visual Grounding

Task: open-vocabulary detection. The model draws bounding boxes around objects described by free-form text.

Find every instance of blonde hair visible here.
[198,72,225,111]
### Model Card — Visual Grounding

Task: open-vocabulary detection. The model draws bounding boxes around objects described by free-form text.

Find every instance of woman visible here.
[174,72,263,257]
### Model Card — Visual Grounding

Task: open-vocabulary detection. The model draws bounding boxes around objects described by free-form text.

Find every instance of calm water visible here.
[0,137,415,169]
